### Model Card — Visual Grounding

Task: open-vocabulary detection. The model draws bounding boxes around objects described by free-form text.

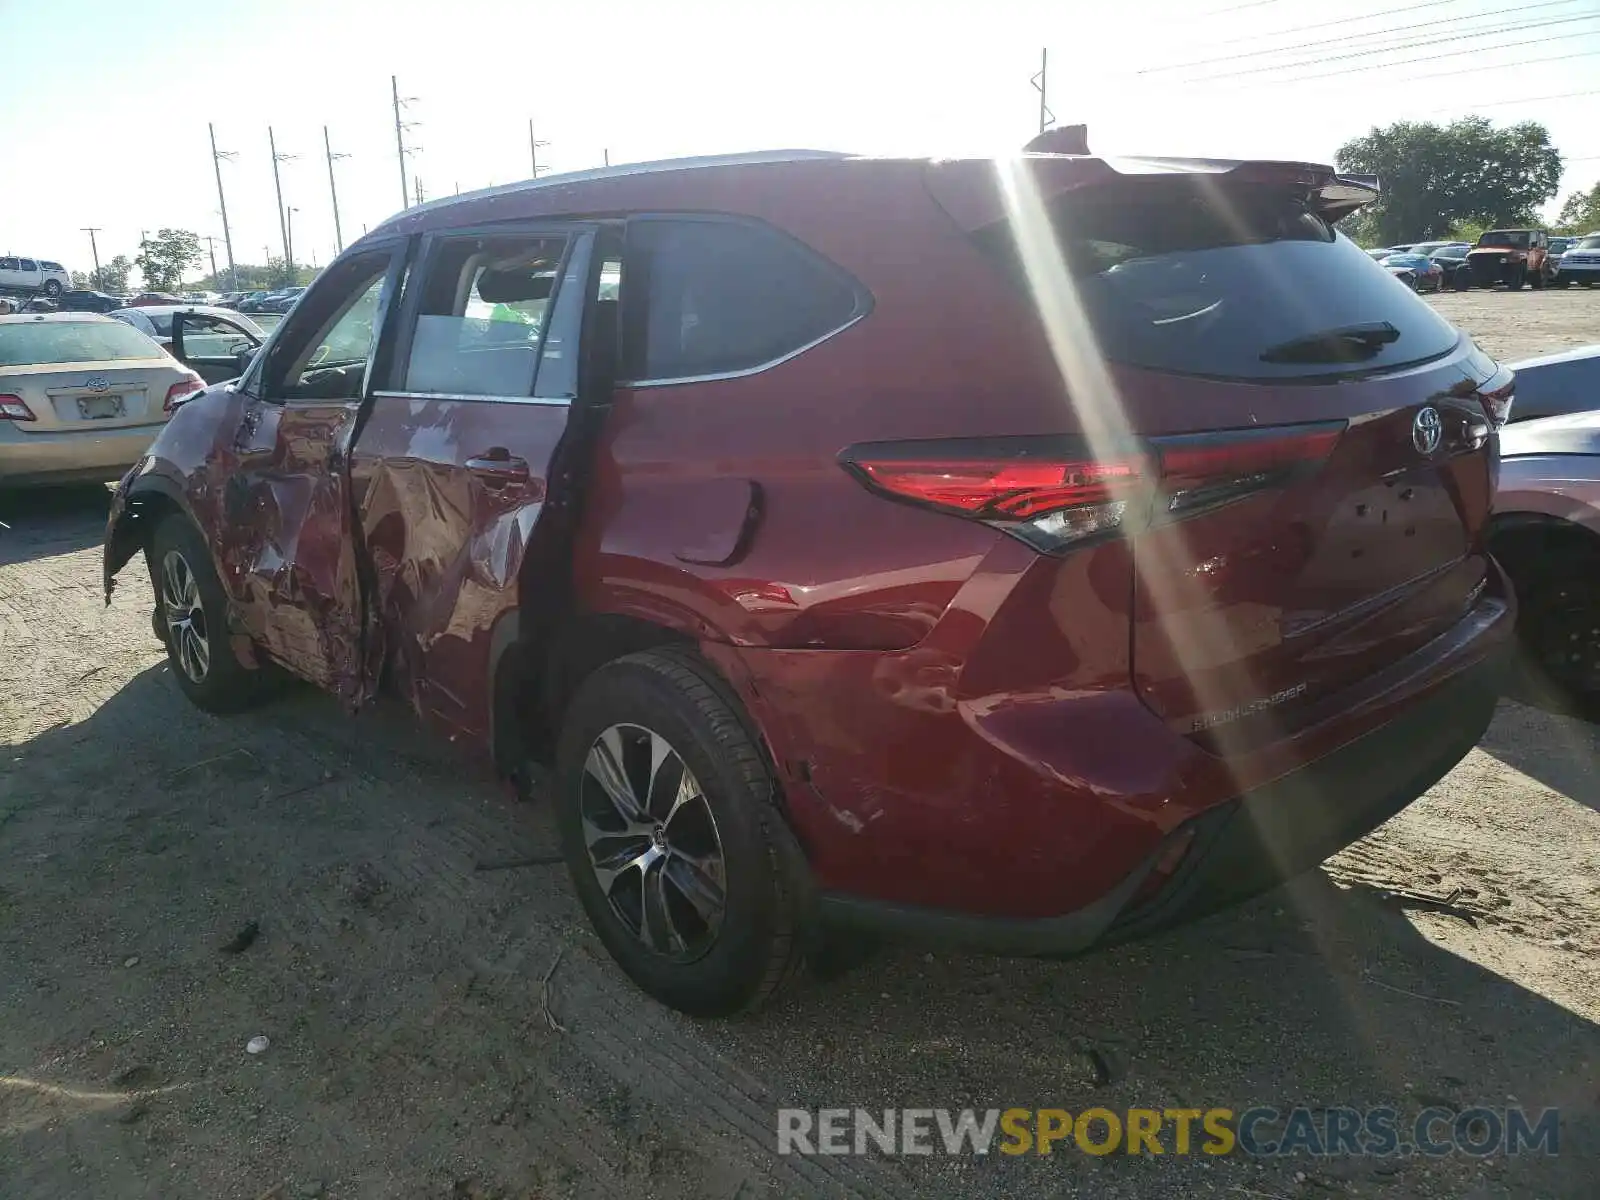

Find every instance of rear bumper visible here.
[0,424,161,488]
[817,646,1503,955]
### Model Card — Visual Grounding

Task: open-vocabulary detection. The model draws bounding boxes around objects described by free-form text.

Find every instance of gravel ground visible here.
[2,290,1598,1199]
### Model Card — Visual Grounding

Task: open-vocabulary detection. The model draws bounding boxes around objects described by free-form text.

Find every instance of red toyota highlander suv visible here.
[104,149,1515,1015]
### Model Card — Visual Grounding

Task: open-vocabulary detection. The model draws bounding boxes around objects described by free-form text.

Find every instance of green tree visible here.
[71,255,133,292]
[1335,117,1563,245]
[135,229,202,292]
[1555,183,1600,234]
[194,261,317,292]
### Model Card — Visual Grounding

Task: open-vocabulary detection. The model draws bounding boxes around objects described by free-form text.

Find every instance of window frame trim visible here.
[615,212,873,390]
[389,221,593,404]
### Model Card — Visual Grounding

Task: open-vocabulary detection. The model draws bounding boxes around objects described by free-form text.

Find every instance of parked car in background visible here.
[1492,410,1600,703]
[1554,232,1600,287]
[1429,247,1473,290]
[1408,241,1470,257]
[1501,344,1600,423]
[0,313,203,487]
[259,286,307,313]
[127,292,184,307]
[235,290,278,312]
[103,149,1514,1015]
[0,256,72,297]
[1379,252,1445,292]
[1465,229,1552,289]
[108,305,265,383]
[57,289,126,314]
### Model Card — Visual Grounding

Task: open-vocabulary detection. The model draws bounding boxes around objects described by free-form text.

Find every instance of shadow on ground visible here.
[2,663,1596,1198]
[0,484,112,567]
[1479,697,1600,814]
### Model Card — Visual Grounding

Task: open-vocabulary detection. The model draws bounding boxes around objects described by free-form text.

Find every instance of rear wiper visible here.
[1259,321,1400,364]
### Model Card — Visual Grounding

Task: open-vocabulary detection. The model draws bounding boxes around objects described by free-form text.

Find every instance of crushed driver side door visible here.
[218,244,407,705]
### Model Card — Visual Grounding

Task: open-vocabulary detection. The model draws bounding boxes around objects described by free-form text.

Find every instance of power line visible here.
[1143,0,1587,73]
[1207,0,1563,49]
[1273,43,1600,85]
[1180,16,1600,83]
[1202,0,1286,14]
[1417,87,1600,114]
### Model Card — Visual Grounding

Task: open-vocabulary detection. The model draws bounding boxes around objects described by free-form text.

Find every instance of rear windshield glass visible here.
[0,319,164,367]
[976,179,1461,380]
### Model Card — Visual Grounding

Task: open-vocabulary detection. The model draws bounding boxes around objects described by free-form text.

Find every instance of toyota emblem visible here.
[85,375,110,393]
[1412,406,1443,456]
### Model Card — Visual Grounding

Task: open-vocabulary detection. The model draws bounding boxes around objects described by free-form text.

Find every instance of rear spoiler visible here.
[927,155,1381,231]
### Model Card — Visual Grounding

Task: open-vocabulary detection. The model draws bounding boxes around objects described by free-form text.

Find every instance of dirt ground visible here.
[3,290,1598,1200]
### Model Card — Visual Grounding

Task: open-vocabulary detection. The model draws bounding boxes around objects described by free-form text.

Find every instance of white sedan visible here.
[0,313,204,488]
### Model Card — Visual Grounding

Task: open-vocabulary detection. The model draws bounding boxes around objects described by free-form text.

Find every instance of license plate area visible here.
[76,395,123,420]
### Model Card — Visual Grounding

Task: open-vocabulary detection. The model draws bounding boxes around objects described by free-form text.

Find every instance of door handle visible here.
[465,451,530,479]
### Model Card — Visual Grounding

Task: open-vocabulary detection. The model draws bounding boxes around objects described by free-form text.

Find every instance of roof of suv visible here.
[368,150,1367,243]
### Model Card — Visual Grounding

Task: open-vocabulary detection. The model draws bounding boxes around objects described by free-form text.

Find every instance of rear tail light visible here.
[1476,365,1515,427]
[0,393,36,421]
[163,373,205,412]
[841,422,1344,553]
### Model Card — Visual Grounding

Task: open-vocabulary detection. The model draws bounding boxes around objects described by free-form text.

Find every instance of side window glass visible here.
[623,219,862,382]
[19,260,37,271]
[271,249,395,401]
[0,259,18,271]
[403,234,566,398]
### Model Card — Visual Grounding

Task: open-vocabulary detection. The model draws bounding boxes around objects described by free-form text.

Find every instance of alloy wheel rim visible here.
[161,549,210,684]
[580,723,727,962]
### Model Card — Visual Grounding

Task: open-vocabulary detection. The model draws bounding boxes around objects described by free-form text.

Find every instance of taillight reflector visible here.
[843,423,1342,554]
[0,393,36,421]
[164,374,205,412]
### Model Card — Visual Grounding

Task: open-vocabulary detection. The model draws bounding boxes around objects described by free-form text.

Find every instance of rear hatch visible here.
[0,359,177,432]
[0,317,185,433]
[922,157,1505,746]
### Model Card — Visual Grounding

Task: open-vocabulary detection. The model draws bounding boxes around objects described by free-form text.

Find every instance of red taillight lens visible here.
[852,457,1145,519]
[164,374,205,413]
[843,423,1342,554]
[0,393,36,421]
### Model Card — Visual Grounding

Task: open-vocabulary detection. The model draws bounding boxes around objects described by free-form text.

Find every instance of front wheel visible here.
[1519,569,1600,704]
[42,278,61,298]
[148,515,263,713]
[555,648,808,1016]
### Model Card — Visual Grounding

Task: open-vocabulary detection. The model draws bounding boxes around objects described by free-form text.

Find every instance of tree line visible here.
[72,229,313,294]
[1337,116,1598,246]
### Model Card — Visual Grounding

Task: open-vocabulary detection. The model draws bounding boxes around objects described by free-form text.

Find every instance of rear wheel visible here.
[148,515,263,713]
[1529,267,1545,290]
[555,649,808,1016]
[42,278,61,298]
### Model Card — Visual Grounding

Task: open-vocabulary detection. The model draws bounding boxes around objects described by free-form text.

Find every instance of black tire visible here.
[1508,265,1528,290]
[1529,267,1545,290]
[42,278,61,298]
[1453,271,1471,292]
[1516,566,1600,705]
[555,648,808,1016]
[148,514,263,713]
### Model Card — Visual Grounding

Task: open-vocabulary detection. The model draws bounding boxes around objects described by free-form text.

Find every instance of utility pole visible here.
[269,127,294,278]
[392,75,417,210]
[414,177,424,206]
[209,123,239,292]
[324,125,349,254]
[81,227,103,289]
[286,207,299,281]
[603,148,611,167]
[528,118,549,178]
[202,235,219,282]
[1031,48,1054,135]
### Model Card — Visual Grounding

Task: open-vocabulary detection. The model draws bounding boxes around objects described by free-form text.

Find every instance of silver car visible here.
[0,313,203,488]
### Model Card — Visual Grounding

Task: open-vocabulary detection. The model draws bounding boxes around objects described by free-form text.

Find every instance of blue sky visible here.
[2,0,1596,282]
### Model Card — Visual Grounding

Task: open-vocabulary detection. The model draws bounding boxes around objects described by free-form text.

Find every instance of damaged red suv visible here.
[104,149,1514,1015]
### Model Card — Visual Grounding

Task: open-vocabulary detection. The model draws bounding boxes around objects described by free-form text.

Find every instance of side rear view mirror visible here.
[235,347,258,375]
